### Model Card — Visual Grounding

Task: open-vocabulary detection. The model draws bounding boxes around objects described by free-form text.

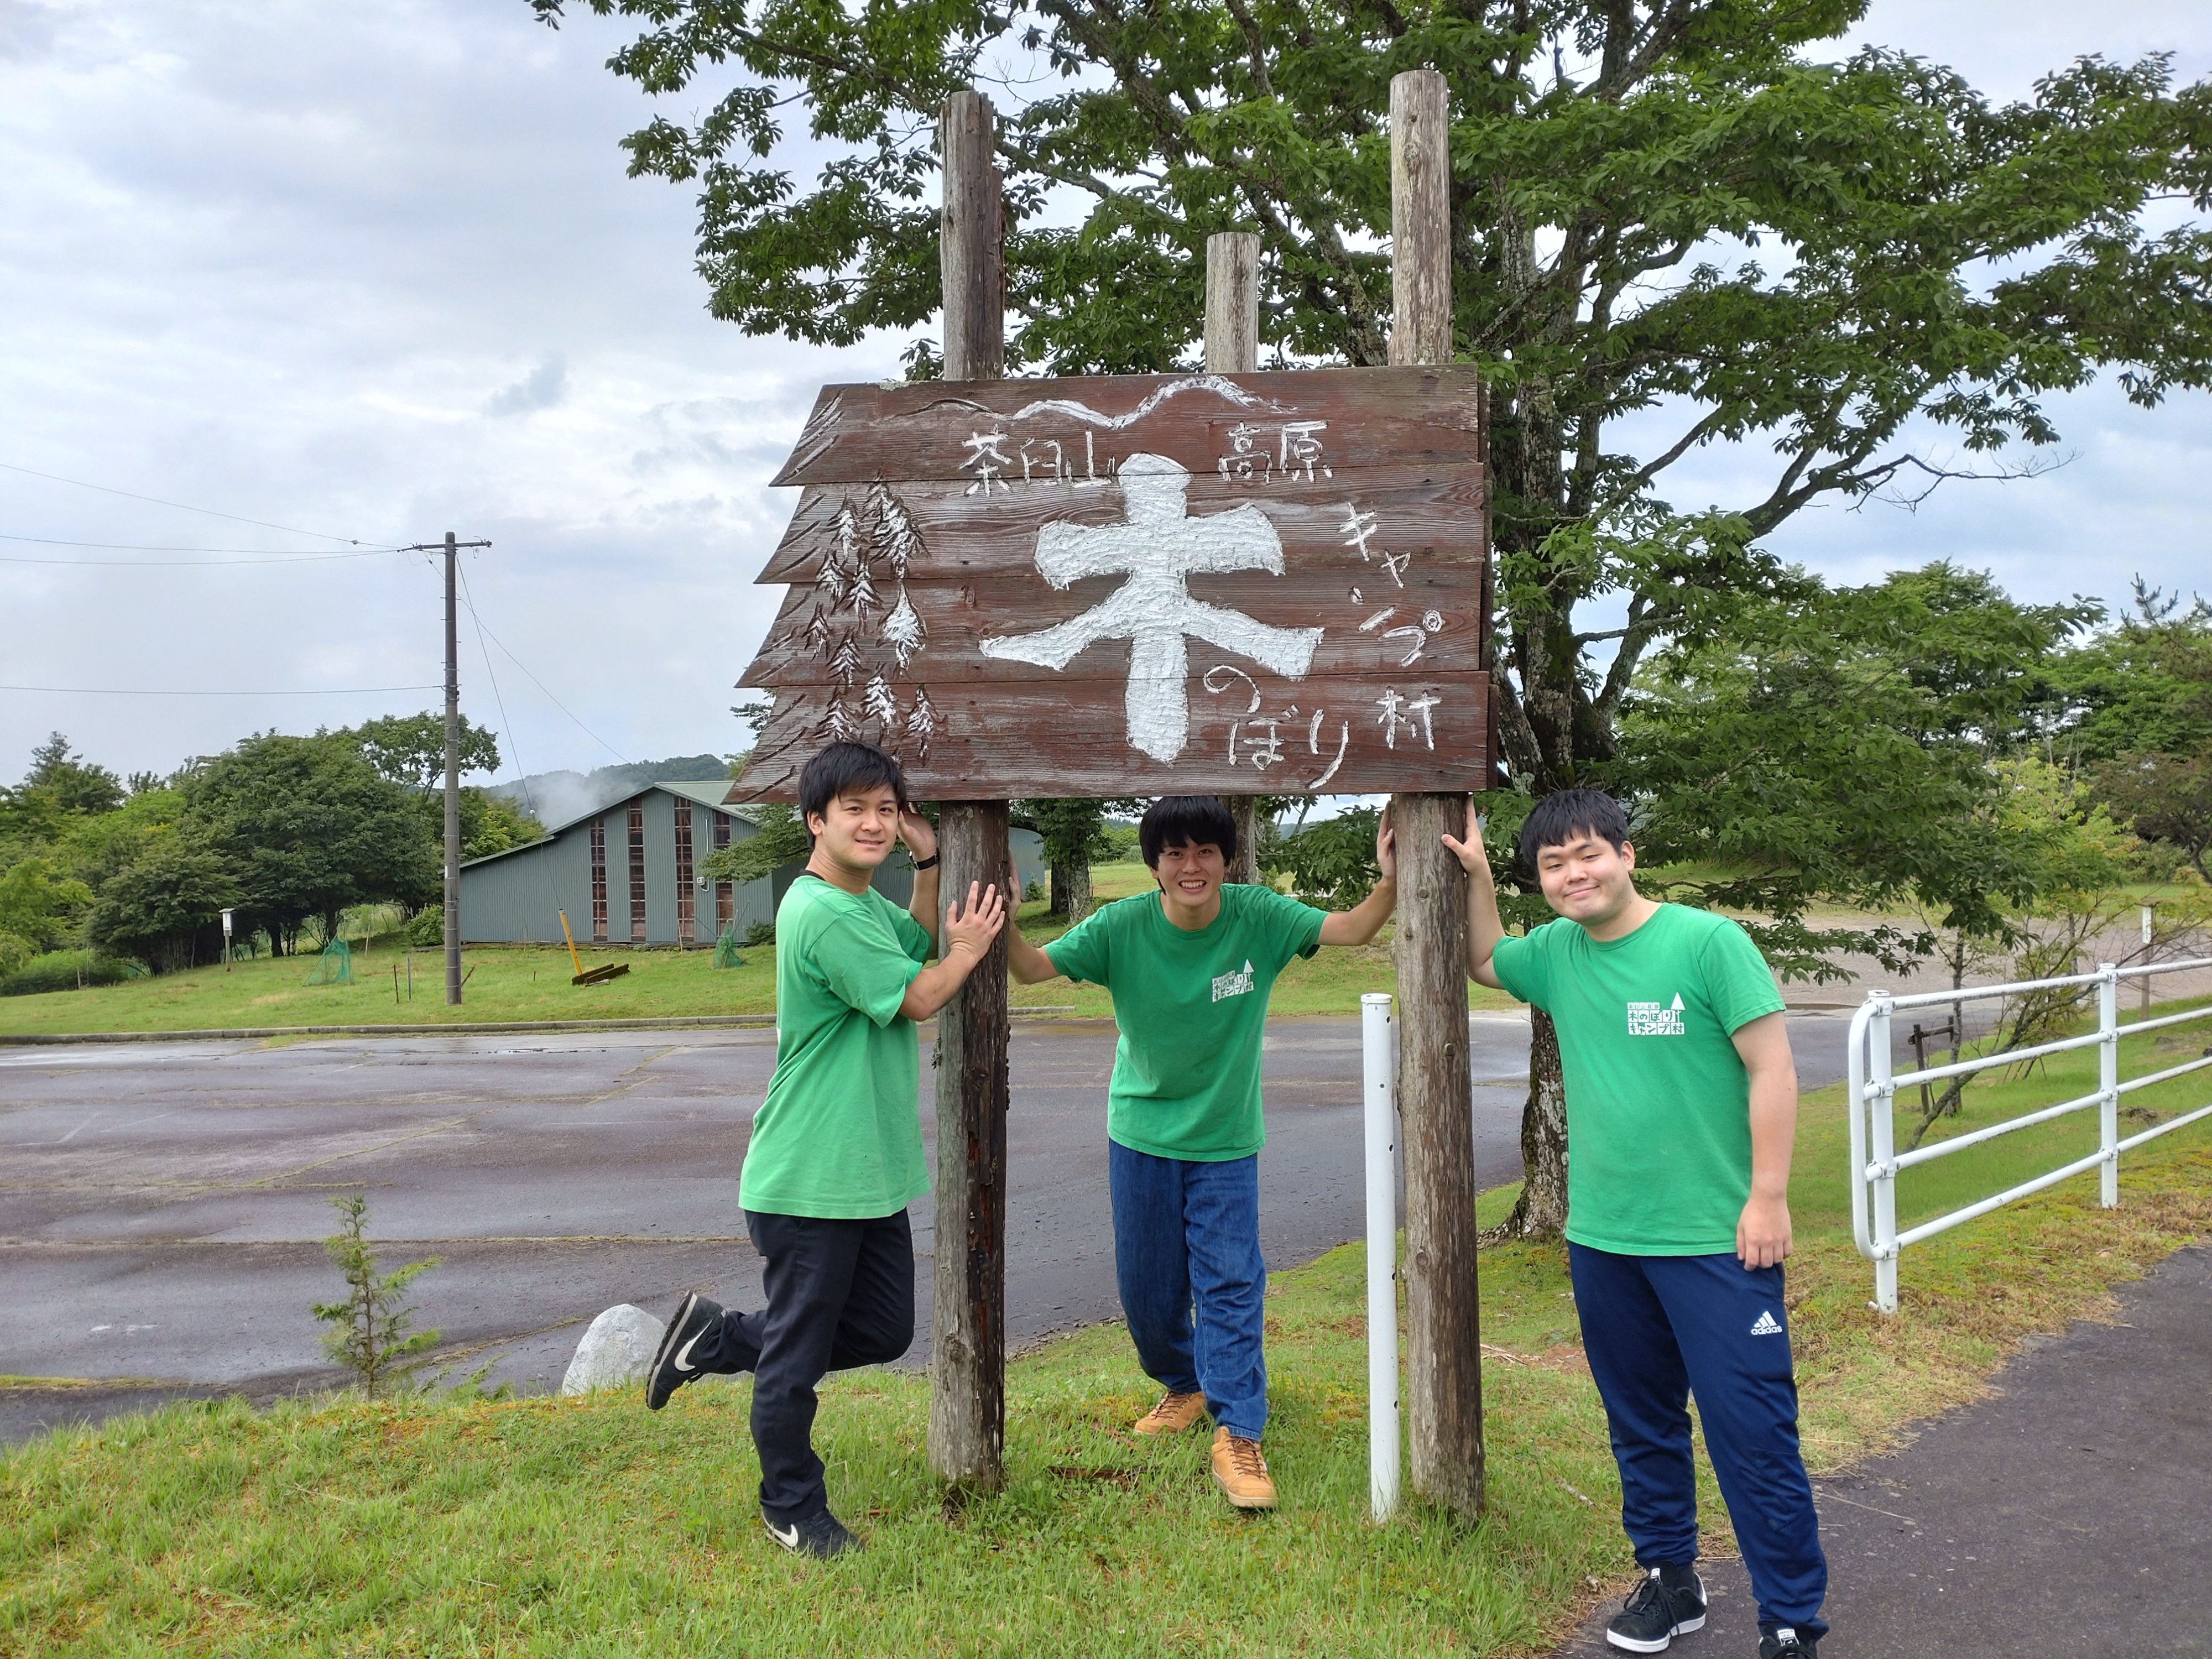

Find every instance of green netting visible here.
[306,938,353,984]
[712,921,745,971]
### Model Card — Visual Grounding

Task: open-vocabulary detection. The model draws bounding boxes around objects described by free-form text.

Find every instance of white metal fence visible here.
[1847,956,2212,1313]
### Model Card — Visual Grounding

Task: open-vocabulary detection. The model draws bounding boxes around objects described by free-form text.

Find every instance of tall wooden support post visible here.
[1388,67,1484,1520]
[441,530,463,1006]
[1205,231,1264,885]
[928,88,1014,1493]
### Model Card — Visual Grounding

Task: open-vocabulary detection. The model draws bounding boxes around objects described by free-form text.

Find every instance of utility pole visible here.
[405,532,491,1006]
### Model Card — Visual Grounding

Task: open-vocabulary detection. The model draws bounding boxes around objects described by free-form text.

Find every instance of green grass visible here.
[4,1005,2208,1654]
[0,868,1514,1036]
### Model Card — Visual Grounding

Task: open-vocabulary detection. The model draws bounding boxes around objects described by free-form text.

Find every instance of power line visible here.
[0,460,378,545]
[0,682,441,697]
[454,587,631,766]
[2,542,403,567]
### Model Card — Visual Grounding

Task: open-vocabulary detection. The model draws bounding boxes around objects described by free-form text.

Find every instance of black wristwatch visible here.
[912,853,940,870]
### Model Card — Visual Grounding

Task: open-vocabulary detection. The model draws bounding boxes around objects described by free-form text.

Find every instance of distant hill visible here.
[490,754,731,828]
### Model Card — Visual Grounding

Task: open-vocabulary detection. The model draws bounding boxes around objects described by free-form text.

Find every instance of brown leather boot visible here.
[1210,1426,1277,1510]
[1132,1389,1208,1437]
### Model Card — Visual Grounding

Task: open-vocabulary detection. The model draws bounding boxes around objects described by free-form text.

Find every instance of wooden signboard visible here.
[732,364,1489,800]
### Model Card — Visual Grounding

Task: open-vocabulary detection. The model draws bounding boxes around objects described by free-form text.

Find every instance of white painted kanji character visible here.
[961,429,1013,495]
[1279,421,1329,479]
[1218,422,1269,483]
[981,453,1323,763]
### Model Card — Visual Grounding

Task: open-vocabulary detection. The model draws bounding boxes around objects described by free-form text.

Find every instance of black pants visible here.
[686,1207,915,1521]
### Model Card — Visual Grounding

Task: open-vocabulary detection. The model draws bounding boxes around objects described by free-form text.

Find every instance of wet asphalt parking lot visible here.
[0,1010,1866,1442]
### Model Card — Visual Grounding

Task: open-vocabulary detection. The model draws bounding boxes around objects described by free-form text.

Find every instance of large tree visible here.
[184,734,441,954]
[535,0,2212,1233]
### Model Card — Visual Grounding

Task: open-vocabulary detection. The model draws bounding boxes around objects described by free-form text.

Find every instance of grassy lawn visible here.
[0,866,1514,1036]
[4,1005,2208,1654]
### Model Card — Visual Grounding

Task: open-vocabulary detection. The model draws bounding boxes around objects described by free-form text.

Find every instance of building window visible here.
[713,811,734,930]
[589,821,608,942]
[628,803,647,941]
[674,806,696,945]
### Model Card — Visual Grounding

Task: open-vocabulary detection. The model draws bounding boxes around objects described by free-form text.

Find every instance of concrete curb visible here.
[0,1008,1082,1046]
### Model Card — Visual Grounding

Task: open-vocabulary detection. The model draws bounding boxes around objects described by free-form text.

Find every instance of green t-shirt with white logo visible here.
[739,875,933,1219]
[1490,902,1785,1255]
[1046,884,1328,1162]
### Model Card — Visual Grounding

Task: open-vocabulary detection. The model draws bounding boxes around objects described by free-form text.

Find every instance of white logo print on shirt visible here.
[1627,993,1686,1036]
[1750,1310,1783,1336]
[1212,959,1256,1003]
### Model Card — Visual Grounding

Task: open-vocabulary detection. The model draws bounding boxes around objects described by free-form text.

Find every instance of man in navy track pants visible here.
[1447,789,1829,1659]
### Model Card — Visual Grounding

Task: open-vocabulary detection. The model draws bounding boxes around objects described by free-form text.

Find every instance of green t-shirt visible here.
[738,875,933,1219]
[1490,902,1785,1255]
[1046,883,1328,1162]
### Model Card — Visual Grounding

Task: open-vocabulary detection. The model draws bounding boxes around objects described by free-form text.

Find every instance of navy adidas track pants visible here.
[1569,1243,1829,1638]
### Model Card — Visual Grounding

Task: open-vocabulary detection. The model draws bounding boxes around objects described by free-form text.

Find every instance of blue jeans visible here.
[1569,1243,1829,1639]
[1108,1141,1267,1440]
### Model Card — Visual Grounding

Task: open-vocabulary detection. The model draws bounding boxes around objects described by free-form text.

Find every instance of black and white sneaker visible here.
[644,1291,724,1411]
[1605,1563,1708,1652]
[1759,1626,1819,1658]
[763,1507,860,1560]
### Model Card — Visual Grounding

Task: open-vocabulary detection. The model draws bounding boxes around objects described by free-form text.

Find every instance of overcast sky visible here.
[2,0,2206,789]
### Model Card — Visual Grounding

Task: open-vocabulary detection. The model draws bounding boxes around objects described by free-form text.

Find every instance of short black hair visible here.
[797,740,911,833]
[1516,787,1631,874]
[1140,795,1237,868]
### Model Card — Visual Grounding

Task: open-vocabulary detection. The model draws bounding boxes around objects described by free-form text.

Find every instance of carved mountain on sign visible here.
[730,364,1489,802]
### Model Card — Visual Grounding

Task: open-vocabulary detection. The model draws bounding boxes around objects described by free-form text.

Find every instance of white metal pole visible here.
[1361,992,1401,1522]
[1868,994,1900,1313]
[2099,963,2120,1208]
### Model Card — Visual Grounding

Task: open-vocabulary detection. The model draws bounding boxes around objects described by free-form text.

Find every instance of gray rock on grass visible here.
[560,1302,666,1396]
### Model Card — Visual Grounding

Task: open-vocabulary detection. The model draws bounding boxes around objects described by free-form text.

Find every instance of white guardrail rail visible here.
[1847,956,2212,1313]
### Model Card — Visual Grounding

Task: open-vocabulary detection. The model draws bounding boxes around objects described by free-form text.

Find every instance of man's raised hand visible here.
[898,809,939,864]
[1440,801,1493,881]
[943,881,1006,959]
[1375,814,1397,882]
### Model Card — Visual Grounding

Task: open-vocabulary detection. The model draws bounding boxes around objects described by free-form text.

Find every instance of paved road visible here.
[0,1010,1863,1444]
[1554,1245,2212,1657]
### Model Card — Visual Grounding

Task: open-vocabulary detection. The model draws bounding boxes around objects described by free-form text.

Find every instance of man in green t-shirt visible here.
[642,741,1004,1561]
[1006,795,1397,1511]
[1447,788,1828,1659]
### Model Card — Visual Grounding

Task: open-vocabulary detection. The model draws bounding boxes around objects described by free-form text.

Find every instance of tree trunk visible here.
[1050,860,1092,922]
[1484,1008,1569,1243]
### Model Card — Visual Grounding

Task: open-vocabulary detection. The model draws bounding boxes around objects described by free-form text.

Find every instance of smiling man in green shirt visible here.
[641,740,1004,1561]
[1007,795,1397,1511]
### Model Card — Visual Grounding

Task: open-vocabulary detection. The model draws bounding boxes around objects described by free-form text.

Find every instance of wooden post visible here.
[1206,230,1264,886]
[1388,66,1485,1521]
[927,88,1014,1493]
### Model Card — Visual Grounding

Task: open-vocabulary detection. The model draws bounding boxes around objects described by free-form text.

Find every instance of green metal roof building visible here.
[457,778,1046,948]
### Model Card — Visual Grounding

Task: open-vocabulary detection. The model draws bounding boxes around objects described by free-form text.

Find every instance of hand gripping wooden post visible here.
[926,87,1014,1493]
[1388,66,1486,1521]
[1205,230,1265,886]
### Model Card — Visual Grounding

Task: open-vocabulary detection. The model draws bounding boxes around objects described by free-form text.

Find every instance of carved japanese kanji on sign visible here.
[732,364,1488,800]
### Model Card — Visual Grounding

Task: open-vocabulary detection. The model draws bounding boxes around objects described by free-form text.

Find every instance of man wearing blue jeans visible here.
[1448,789,1829,1659]
[1006,796,1397,1509]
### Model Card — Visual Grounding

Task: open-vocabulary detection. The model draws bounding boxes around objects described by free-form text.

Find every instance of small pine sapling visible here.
[312,1193,442,1397]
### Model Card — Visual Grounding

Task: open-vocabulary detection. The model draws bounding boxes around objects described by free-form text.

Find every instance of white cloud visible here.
[0,0,2205,785]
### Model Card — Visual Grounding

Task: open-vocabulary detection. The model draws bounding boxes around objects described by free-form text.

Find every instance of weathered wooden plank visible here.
[927,87,1011,1499]
[729,672,1490,802]
[770,365,1483,488]
[758,466,1488,585]
[740,570,1485,688]
[1391,64,1486,1528]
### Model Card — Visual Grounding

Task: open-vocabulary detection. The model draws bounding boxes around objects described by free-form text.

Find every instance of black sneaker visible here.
[1606,1563,1708,1652]
[1759,1626,1819,1658]
[763,1507,860,1560]
[644,1291,724,1411]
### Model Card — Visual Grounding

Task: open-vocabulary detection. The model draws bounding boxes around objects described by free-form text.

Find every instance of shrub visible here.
[0,950,139,997]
